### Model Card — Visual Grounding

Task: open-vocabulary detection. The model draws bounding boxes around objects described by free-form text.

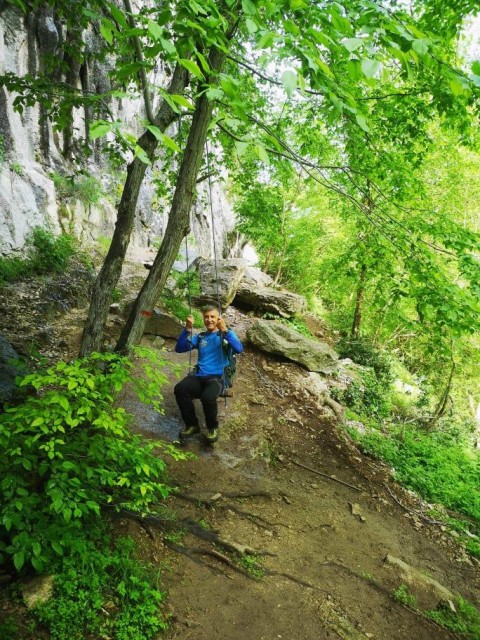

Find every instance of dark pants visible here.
[174,375,223,429]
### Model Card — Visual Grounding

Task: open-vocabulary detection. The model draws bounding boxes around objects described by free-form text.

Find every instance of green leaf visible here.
[343,38,363,53]
[170,94,195,110]
[472,61,480,76]
[235,140,249,156]
[108,3,129,29]
[361,58,381,79]
[161,133,181,153]
[52,541,64,556]
[100,21,114,45]
[63,507,72,523]
[148,20,163,41]
[31,416,44,427]
[347,59,362,82]
[257,31,275,49]
[246,18,258,34]
[32,542,41,557]
[356,114,370,132]
[412,38,429,56]
[160,37,176,55]
[255,144,270,164]
[242,0,257,16]
[14,551,25,572]
[179,58,204,80]
[134,146,152,165]
[90,120,113,140]
[281,69,297,96]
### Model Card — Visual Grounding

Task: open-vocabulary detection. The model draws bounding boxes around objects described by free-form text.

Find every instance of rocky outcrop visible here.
[194,258,248,310]
[0,335,22,403]
[246,320,338,373]
[234,284,306,317]
[0,6,239,259]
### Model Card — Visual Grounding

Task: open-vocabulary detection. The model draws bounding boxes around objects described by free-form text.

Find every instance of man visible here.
[174,306,243,443]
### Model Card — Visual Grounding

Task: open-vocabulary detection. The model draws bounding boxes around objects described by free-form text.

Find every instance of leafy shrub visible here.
[334,368,392,419]
[350,423,480,521]
[34,535,168,640]
[263,312,312,337]
[0,349,186,573]
[0,227,78,285]
[426,597,480,636]
[26,227,77,274]
[337,336,393,385]
[51,172,104,206]
[393,584,416,608]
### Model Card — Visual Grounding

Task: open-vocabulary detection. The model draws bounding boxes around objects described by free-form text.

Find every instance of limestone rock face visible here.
[195,258,248,310]
[0,6,238,259]
[246,320,338,373]
[235,284,307,318]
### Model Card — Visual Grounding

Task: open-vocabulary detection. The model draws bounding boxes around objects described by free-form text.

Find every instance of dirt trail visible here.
[127,312,479,640]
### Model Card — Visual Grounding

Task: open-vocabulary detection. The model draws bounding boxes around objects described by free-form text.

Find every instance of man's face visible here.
[203,309,219,332]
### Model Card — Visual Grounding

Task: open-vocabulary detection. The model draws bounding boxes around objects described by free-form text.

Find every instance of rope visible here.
[178,112,194,373]
[205,141,227,398]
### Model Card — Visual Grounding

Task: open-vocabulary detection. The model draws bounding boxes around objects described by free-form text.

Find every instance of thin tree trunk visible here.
[428,352,455,429]
[79,64,187,357]
[115,48,227,353]
[351,263,367,338]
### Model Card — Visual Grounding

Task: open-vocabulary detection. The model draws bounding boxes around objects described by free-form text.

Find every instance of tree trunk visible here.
[351,263,367,338]
[427,352,455,429]
[115,49,226,353]
[79,64,187,357]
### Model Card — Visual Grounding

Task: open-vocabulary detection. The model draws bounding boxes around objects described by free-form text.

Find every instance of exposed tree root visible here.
[175,491,285,530]
[165,542,256,579]
[265,569,331,594]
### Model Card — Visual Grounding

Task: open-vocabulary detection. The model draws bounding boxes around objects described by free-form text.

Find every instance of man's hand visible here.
[217,317,228,333]
[186,315,194,330]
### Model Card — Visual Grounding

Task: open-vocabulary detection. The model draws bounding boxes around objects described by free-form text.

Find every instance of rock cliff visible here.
[0,3,238,258]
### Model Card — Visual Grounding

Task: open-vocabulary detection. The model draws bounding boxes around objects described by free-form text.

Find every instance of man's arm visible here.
[175,315,198,353]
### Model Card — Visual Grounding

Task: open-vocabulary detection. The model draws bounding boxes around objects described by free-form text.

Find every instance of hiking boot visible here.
[179,425,200,439]
[205,427,218,443]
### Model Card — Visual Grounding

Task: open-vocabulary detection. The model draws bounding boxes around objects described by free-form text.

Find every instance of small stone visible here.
[311,483,319,489]
[282,495,292,505]
[263,530,274,537]
[109,303,121,314]
[21,575,54,609]
[210,493,222,501]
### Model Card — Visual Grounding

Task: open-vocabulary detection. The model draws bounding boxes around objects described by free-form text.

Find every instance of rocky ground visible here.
[1,261,479,640]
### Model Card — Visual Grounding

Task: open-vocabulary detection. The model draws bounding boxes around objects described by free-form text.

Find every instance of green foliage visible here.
[262,312,312,337]
[51,172,104,206]
[337,337,393,385]
[34,535,168,640]
[238,553,265,579]
[426,597,480,636]
[0,227,78,285]
[339,370,392,419]
[350,423,480,521]
[161,269,203,325]
[0,349,187,573]
[9,162,24,177]
[393,584,416,608]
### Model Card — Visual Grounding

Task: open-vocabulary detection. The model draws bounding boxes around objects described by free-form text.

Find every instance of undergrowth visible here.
[0,227,78,285]
[349,422,480,523]
[34,534,168,640]
[0,348,189,638]
[161,268,202,325]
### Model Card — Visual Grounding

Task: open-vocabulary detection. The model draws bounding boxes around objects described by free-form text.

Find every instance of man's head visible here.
[203,305,219,332]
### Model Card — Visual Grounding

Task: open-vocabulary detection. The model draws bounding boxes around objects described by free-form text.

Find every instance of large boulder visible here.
[121,302,184,338]
[194,258,247,310]
[241,266,274,288]
[246,320,338,373]
[0,335,23,403]
[234,284,307,317]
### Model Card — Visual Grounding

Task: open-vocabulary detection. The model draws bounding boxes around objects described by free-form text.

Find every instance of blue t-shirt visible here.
[175,328,243,376]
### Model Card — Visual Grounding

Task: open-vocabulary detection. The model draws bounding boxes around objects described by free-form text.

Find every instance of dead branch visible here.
[265,570,330,594]
[290,459,362,492]
[383,483,444,526]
